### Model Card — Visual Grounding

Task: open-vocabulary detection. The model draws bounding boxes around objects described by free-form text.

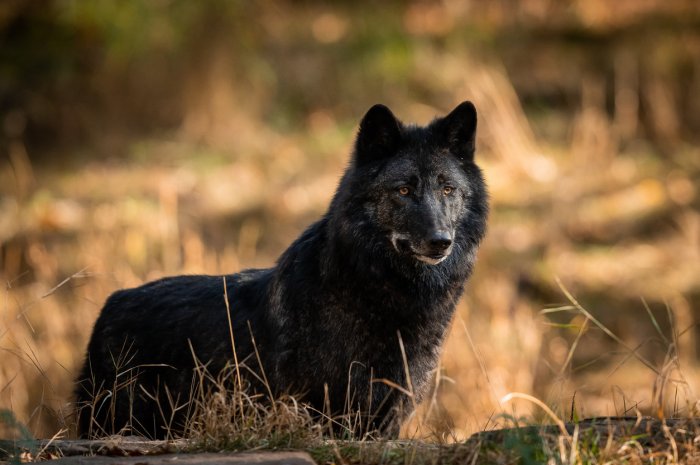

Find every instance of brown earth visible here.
[2,417,699,464]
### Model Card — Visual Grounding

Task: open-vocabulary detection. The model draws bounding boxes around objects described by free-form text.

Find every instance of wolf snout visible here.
[412,231,453,265]
[428,231,453,252]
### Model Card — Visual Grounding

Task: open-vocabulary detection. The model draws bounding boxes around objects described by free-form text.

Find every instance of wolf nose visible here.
[429,232,452,251]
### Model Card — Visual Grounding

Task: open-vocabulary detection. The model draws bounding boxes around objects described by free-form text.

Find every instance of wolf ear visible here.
[438,101,477,162]
[354,104,402,166]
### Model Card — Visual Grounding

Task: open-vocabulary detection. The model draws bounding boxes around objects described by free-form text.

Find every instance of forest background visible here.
[1,0,699,440]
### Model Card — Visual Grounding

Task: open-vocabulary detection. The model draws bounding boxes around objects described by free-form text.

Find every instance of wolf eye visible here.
[443,186,453,196]
[398,186,411,196]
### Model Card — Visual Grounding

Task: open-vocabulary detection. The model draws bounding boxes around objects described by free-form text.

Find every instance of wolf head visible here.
[331,101,487,270]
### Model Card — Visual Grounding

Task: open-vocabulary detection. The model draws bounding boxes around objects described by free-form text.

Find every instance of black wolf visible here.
[75,101,488,439]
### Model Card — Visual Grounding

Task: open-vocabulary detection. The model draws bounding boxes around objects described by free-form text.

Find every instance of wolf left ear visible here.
[438,101,477,162]
[354,104,402,167]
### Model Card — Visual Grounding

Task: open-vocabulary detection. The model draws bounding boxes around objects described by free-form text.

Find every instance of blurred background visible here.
[1,0,699,440]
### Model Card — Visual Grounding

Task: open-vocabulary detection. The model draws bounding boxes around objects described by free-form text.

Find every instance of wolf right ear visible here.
[354,104,402,167]
[438,101,477,162]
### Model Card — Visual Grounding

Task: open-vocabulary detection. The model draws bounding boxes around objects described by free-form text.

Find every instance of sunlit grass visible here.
[1,3,699,452]
[1,85,699,442]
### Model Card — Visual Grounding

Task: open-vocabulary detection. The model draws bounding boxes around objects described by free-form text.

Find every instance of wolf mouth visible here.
[390,233,451,265]
[415,253,448,265]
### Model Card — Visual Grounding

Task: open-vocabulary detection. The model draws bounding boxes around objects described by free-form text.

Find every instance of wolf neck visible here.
[269,215,470,363]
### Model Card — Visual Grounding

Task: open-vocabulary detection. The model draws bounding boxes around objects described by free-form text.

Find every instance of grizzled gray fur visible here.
[76,101,489,439]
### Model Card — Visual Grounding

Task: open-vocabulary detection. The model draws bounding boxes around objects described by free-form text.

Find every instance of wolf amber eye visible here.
[443,186,453,195]
[398,186,410,196]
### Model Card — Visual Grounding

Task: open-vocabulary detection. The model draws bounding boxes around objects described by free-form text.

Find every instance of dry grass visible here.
[1,5,699,463]
[1,59,699,441]
[66,345,700,464]
[3,280,700,462]
[185,366,323,450]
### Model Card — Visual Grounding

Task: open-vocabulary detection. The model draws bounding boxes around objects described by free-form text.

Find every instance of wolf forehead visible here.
[361,122,464,171]
[373,125,465,160]
[371,150,467,182]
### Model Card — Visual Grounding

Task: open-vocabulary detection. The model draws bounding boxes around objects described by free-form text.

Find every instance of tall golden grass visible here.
[1,1,699,441]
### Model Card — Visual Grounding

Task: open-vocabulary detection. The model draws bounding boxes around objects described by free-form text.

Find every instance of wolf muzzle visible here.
[391,231,454,265]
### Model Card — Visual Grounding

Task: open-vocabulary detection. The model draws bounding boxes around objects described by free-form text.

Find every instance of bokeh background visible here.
[1,0,699,440]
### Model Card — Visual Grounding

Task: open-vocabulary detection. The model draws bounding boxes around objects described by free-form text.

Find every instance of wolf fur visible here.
[76,101,488,439]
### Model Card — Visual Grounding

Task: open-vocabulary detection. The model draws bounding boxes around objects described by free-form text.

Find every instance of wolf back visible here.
[75,101,489,439]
